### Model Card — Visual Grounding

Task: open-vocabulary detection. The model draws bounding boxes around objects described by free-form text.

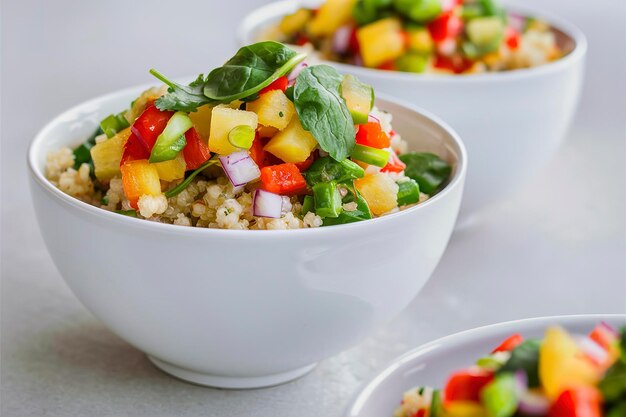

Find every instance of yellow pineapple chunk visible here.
[357,18,406,68]
[355,173,399,216]
[539,326,601,399]
[208,105,258,155]
[407,27,434,54]
[90,128,131,181]
[308,0,357,37]
[189,104,213,143]
[153,153,186,181]
[246,90,295,130]
[263,117,317,163]
[445,402,488,417]
[279,9,312,35]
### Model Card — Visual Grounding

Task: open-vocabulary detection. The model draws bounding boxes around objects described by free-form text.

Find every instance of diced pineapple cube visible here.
[407,27,434,54]
[308,0,357,37]
[357,18,407,68]
[279,9,312,35]
[258,125,279,138]
[263,117,317,163]
[246,90,295,130]
[208,105,258,155]
[355,173,399,216]
[189,104,213,143]
[90,128,131,181]
[539,326,601,399]
[125,86,167,123]
[120,159,162,208]
[153,153,186,181]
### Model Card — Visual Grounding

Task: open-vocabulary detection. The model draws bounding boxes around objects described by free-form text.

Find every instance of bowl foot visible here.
[147,356,317,389]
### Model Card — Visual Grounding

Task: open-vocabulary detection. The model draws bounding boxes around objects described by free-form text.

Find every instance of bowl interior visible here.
[344,315,626,417]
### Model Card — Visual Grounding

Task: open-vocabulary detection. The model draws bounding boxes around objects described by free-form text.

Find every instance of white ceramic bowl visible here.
[28,86,466,389]
[238,2,587,221]
[344,314,626,417]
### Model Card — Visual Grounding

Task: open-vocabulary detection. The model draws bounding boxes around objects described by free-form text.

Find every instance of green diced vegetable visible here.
[497,339,541,387]
[301,195,314,215]
[313,181,343,218]
[600,360,626,403]
[395,53,428,73]
[480,373,519,417]
[304,156,365,187]
[606,401,626,417]
[351,144,389,167]
[430,389,444,417]
[73,126,103,171]
[466,16,504,48]
[620,327,626,363]
[393,0,441,23]
[476,354,509,370]
[478,0,503,17]
[149,111,193,163]
[462,4,486,19]
[353,0,378,25]
[323,187,372,225]
[115,209,138,217]
[396,179,420,206]
[398,152,451,195]
[100,112,130,138]
[164,158,219,198]
[228,125,255,150]
[101,195,109,206]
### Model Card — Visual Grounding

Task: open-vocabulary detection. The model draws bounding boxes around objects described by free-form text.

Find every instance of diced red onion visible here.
[253,189,283,218]
[332,25,352,55]
[288,62,308,84]
[219,151,260,187]
[518,391,550,416]
[514,370,528,393]
[437,38,457,56]
[508,13,526,33]
[368,114,380,124]
[599,321,619,337]
[576,335,609,365]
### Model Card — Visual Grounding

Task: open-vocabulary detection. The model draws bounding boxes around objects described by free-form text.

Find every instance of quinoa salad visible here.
[265,0,563,74]
[394,323,626,417]
[47,41,451,230]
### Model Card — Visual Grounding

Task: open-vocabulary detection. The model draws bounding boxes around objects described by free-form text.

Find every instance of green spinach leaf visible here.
[323,187,372,226]
[600,359,626,403]
[203,41,305,102]
[497,339,541,387]
[399,152,452,195]
[294,65,356,161]
[151,71,216,112]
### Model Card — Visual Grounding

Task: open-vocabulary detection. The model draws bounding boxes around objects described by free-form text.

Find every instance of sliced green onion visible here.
[101,195,109,206]
[397,179,420,206]
[351,144,390,167]
[115,209,137,217]
[100,112,130,138]
[477,355,506,370]
[430,390,445,417]
[228,125,255,150]
[165,158,218,198]
[301,195,314,215]
[312,181,342,218]
[149,111,193,163]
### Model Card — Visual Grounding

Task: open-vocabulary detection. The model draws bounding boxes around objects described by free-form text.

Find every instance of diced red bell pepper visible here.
[250,135,282,169]
[428,12,463,43]
[120,131,149,165]
[378,61,396,71]
[348,27,360,53]
[130,104,174,151]
[412,409,426,417]
[295,150,318,171]
[260,163,307,195]
[295,33,310,46]
[588,324,617,352]
[505,27,521,50]
[492,333,524,353]
[259,76,289,95]
[548,386,602,417]
[356,122,391,149]
[434,54,474,74]
[381,151,406,173]
[444,369,494,403]
[182,127,211,170]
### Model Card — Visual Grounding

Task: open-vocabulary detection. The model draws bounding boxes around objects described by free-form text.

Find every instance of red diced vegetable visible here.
[295,150,318,171]
[250,135,282,168]
[492,333,524,353]
[131,104,174,151]
[505,27,521,50]
[183,127,211,170]
[444,369,494,403]
[548,386,602,417]
[260,163,307,195]
[381,151,406,173]
[259,76,289,95]
[348,27,360,53]
[120,131,149,165]
[588,323,618,351]
[356,122,391,149]
[433,54,474,74]
[428,12,463,43]
[378,61,396,71]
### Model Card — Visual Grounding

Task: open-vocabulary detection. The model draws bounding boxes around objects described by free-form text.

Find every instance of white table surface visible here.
[2,0,625,416]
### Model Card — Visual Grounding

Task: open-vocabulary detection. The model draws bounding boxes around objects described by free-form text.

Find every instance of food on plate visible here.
[46,41,451,229]
[394,322,626,417]
[267,0,562,74]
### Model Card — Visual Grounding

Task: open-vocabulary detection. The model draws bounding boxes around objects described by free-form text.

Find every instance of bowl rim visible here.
[237,0,588,83]
[28,85,467,238]
[343,313,626,417]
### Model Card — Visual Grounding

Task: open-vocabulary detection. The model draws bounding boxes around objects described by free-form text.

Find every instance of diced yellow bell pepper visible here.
[208,105,258,155]
[308,0,357,37]
[246,90,295,130]
[263,117,317,163]
[357,18,407,68]
[90,128,131,181]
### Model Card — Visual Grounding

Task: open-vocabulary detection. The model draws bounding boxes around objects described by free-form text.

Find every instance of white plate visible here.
[343,314,626,417]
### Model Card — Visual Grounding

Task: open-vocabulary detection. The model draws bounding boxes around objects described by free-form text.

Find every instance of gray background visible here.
[2,0,625,416]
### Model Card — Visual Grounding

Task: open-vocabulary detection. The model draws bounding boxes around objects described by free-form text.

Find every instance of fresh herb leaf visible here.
[304,156,364,187]
[151,71,216,112]
[203,41,305,102]
[323,187,372,226]
[398,152,452,195]
[497,339,541,387]
[115,209,138,217]
[600,359,626,403]
[294,65,356,161]
[165,158,219,198]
